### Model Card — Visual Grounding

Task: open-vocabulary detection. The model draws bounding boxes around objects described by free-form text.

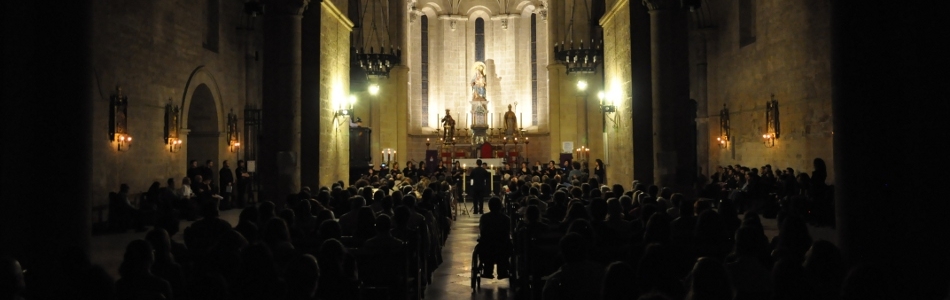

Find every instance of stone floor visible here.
[90,206,836,300]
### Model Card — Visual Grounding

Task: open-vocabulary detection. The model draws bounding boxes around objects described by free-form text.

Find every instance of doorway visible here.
[186,84,220,180]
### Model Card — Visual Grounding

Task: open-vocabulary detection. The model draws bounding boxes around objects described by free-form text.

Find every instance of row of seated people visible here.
[108,174,236,234]
[8,178,455,300]
[701,159,834,226]
[478,177,921,300]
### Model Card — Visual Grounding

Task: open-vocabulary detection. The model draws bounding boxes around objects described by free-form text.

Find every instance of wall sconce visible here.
[227,109,241,153]
[335,95,356,119]
[717,104,730,149]
[164,102,182,153]
[763,94,780,148]
[109,86,132,151]
[598,91,616,113]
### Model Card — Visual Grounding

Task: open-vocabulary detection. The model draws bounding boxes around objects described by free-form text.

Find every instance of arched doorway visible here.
[186,84,220,178]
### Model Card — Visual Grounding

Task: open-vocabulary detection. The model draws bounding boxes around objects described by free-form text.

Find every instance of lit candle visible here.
[520,113,523,128]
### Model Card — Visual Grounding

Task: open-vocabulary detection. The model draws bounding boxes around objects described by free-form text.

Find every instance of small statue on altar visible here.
[504,104,517,136]
[441,109,456,142]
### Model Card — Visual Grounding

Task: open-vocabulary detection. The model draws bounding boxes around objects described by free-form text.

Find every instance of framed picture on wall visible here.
[562,141,574,154]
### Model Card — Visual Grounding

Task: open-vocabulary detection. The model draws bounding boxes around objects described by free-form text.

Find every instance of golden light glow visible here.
[576,80,588,91]
[368,84,380,95]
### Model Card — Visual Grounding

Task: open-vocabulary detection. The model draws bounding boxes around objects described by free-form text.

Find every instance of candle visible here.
[490,114,493,128]
[463,164,467,193]
[489,165,494,194]
[520,113,523,128]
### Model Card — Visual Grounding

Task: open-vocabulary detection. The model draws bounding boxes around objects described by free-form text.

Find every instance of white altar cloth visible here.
[453,158,505,168]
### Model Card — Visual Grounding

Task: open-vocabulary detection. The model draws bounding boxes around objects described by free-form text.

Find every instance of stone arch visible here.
[422,2,442,14]
[180,66,225,132]
[516,1,535,13]
[466,6,494,17]
[180,66,225,172]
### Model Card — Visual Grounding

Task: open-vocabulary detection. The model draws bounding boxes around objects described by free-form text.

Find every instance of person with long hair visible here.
[594,159,606,185]
[115,240,173,300]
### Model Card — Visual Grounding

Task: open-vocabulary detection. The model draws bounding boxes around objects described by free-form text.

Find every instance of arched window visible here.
[475,18,485,62]
[531,14,538,126]
[421,15,430,126]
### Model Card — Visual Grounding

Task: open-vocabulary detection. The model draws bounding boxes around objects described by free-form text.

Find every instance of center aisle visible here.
[425,213,514,300]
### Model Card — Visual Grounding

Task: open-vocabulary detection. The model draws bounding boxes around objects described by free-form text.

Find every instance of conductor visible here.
[469,159,491,214]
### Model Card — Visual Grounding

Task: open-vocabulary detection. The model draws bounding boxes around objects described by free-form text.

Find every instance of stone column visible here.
[262,0,308,205]
[690,30,709,182]
[831,2,949,298]
[301,1,320,190]
[644,0,690,190]
[2,1,93,298]
[630,2,654,185]
[548,64,565,161]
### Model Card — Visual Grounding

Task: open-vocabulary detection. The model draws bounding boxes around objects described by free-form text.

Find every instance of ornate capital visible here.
[642,0,678,11]
[269,0,310,15]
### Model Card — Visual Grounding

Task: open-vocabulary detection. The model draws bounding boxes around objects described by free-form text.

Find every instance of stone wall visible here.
[89,0,250,209]
[318,0,353,186]
[699,0,834,181]
[601,0,635,187]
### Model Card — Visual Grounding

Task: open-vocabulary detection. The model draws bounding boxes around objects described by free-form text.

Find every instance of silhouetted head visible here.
[144,228,171,259]
[318,219,341,241]
[559,232,588,263]
[602,261,636,300]
[643,213,672,244]
[525,205,541,224]
[1,257,25,298]
[375,214,392,234]
[262,218,291,246]
[488,197,502,212]
[119,239,154,277]
[772,258,812,299]
[563,201,590,223]
[285,254,320,298]
[239,206,260,225]
[686,257,732,300]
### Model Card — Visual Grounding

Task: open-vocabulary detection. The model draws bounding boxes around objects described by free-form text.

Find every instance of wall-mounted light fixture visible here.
[576,80,588,92]
[335,95,356,119]
[763,94,780,148]
[227,109,241,153]
[598,91,616,113]
[109,86,132,151]
[717,104,730,149]
[165,101,182,153]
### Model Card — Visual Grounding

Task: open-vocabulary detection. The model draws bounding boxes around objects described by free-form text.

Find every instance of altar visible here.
[454,158,505,167]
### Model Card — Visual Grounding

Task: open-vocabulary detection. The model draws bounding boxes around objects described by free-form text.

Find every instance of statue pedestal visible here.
[471,125,489,145]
